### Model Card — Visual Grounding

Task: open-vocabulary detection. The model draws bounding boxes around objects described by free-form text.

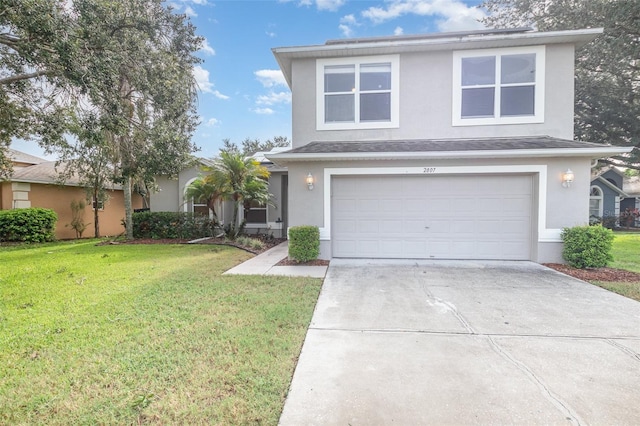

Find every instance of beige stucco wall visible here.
[291,43,576,147]
[1,182,142,239]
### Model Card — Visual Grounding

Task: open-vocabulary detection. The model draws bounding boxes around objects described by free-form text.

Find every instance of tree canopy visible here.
[1,0,202,237]
[221,136,291,157]
[481,0,640,169]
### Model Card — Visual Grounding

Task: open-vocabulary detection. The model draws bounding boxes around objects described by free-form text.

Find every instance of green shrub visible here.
[0,208,58,242]
[236,236,264,250]
[561,225,614,269]
[288,225,319,263]
[132,211,215,239]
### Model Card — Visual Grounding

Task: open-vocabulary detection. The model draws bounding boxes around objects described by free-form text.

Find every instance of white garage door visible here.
[332,174,533,260]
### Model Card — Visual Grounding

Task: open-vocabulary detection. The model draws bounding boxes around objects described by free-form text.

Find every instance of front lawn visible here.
[0,240,322,424]
[594,232,640,302]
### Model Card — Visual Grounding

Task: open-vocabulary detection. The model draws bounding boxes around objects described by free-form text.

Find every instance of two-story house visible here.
[268,28,631,263]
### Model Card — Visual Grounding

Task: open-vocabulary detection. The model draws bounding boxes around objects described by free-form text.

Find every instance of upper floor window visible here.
[317,55,399,130]
[452,46,545,126]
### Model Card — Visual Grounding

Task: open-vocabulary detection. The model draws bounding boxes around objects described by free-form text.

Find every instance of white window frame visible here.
[452,45,545,126]
[589,185,604,218]
[316,55,400,131]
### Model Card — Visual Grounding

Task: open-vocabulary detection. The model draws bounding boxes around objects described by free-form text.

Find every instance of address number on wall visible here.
[422,167,437,173]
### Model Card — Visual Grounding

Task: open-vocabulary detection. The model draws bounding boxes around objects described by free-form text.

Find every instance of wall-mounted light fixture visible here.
[306,173,314,191]
[562,169,574,188]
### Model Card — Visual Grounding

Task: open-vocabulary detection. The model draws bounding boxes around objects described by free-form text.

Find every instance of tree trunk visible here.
[93,190,100,238]
[124,176,133,239]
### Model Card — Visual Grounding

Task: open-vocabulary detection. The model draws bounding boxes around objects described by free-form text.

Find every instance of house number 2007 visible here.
[423,167,437,173]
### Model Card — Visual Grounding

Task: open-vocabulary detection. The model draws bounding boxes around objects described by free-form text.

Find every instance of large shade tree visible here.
[1,0,201,238]
[481,0,640,169]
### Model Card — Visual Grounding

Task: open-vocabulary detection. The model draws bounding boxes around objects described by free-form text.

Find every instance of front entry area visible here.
[331,174,534,260]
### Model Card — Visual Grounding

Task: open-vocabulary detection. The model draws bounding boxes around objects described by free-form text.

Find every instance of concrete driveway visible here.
[280,259,640,425]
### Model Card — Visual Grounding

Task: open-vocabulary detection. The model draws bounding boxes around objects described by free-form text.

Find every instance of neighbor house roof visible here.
[8,148,46,166]
[266,137,632,164]
[272,27,603,87]
[10,161,81,186]
[9,160,124,190]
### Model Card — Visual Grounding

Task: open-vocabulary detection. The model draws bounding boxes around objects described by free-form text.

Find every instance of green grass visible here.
[592,232,640,302]
[0,240,322,425]
[608,232,640,273]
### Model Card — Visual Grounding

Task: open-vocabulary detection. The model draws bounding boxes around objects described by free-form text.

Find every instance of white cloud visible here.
[316,0,345,11]
[340,14,357,25]
[212,90,230,100]
[281,0,345,11]
[254,69,287,88]
[206,118,220,126]
[394,26,404,35]
[193,65,229,99]
[184,6,197,17]
[200,38,215,55]
[361,0,486,32]
[254,108,275,115]
[256,91,291,105]
[339,14,359,37]
[193,65,214,93]
[191,0,207,5]
[266,31,277,37]
[339,24,353,37]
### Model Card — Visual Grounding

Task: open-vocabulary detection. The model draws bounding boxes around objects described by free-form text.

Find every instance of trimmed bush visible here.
[288,225,320,263]
[561,225,614,269]
[132,211,215,239]
[0,208,58,242]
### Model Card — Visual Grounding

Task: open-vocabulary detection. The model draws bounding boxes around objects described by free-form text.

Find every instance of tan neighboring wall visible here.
[1,182,142,239]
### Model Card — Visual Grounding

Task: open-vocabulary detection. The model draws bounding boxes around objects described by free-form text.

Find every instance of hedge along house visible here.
[1,149,143,239]
[149,149,288,238]
[267,28,632,263]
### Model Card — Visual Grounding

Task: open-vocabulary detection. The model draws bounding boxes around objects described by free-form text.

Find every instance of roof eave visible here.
[266,146,632,165]
[272,28,603,87]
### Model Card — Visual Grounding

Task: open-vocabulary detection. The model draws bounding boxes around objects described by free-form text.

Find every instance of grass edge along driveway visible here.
[592,232,640,302]
[0,240,321,425]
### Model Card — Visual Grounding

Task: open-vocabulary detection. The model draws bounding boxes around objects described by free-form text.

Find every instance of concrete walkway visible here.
[280,259,640,425]
[223,241,327,278]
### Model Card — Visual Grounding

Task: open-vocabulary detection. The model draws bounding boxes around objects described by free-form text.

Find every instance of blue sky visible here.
[13,0,487,160]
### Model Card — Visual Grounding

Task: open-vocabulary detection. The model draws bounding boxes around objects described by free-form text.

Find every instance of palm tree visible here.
[213,151,270,238]
[184,171,228,225]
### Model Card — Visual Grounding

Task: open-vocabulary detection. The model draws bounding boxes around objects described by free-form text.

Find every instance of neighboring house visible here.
[1,149,142,239]
[150,150,288,238]
[590,166,640,226]
[268,27,631,262]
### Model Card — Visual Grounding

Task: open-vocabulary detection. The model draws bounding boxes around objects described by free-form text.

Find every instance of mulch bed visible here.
[275,258,330,267]
[544,263,640,283]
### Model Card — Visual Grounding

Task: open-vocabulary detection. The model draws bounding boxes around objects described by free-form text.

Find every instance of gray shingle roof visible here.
[284,137,608,154]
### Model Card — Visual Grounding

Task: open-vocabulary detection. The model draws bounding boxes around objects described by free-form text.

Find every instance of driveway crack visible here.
[605,339,640,362]
[485,335,585,426]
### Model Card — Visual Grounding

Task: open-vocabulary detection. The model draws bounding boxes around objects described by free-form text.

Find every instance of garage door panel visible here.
[332,175,533,260]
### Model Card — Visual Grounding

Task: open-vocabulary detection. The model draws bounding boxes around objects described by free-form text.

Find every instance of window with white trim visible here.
[317,55,399,130]
[453,46,545,126]
[590,186,603,218]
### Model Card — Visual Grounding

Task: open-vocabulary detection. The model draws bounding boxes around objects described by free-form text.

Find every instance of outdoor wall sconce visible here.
[306,173,314,190]
[562,169,574,188]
